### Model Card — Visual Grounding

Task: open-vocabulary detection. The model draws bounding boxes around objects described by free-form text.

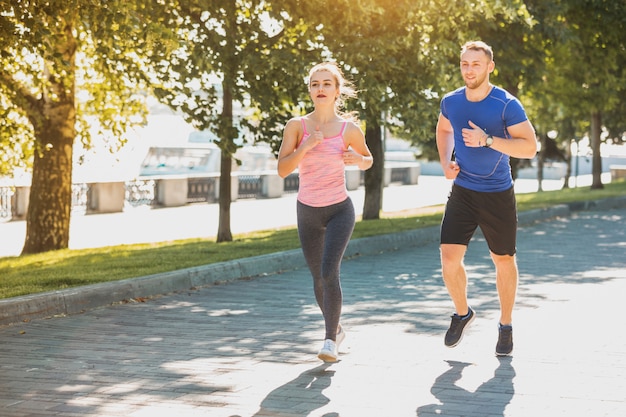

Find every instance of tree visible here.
[553,0,626,189]
[151,0,322,242]
[470,0,553,183]
[308,0,532,218]
[0,0,178,254]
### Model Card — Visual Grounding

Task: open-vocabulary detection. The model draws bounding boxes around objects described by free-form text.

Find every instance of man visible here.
[436,41,537,356]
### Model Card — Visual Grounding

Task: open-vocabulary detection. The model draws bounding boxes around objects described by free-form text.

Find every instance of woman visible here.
[277,62,373,362]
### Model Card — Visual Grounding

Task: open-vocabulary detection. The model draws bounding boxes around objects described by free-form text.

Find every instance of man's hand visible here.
[443,161,460,179]
[461,120,487,147]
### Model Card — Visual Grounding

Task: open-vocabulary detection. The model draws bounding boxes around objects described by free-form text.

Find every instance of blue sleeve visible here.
[440,97,447,119]
[504,98,528,128]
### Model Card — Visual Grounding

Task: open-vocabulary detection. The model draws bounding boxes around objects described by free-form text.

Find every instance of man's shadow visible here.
[248,363,337,417]
[417,358,515,417]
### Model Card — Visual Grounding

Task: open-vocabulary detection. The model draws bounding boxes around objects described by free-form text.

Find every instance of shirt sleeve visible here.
[440,97,449,120]
[503,97,528,128]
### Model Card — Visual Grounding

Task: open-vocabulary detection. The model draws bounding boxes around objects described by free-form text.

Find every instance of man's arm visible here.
[464,119,538,159]
[487,120,538,159]
[436,113,460,179]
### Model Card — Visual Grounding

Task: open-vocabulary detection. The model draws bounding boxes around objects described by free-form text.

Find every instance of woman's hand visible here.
[301,126,324,152]
[342,148,364,166]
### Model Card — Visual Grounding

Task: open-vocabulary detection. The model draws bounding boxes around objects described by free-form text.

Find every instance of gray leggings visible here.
[297,197,355,341]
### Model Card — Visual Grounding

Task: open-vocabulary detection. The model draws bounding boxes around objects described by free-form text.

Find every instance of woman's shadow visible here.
[247,363,338,417]
[417,357,515,417]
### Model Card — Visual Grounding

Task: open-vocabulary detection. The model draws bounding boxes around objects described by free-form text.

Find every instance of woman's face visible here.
[309,70,339,103]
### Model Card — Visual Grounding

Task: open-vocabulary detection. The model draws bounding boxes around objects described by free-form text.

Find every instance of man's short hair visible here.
[461,41,494,61]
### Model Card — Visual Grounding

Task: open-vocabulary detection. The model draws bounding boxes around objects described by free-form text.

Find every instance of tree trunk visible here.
[590,111,604,190]
[362,120,383,220]
[536,133,546,192]
[562,139,572,190]
[22,25,76,255]
[22,122,74,254]
[216,83,234,242]
[509,158,521,181]
[217,150,233,242]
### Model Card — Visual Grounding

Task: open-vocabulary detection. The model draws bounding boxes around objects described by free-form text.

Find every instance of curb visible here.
[1,198,623,327]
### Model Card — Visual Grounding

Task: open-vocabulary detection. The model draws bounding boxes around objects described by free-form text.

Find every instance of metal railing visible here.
[0,187,12,219]
[187,177,217,203]
[126,179,157,207]
[283,173,299,193]
[390,167,412,184]
[237,174,262,199]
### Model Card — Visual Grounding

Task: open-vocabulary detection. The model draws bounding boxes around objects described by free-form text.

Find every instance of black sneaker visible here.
[444,307,475,347]
[496,324,513,356]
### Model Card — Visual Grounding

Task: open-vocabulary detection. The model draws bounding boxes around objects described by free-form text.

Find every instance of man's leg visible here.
[492,252,517,356]
[491,253,518,326]
[441,243,469,316]
[441,243,476,347]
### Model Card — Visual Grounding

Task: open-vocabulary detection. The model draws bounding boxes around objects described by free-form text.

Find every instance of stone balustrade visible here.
[1,162,420,219]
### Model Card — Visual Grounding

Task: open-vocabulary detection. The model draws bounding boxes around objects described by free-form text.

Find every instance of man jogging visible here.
[436,40,538,356]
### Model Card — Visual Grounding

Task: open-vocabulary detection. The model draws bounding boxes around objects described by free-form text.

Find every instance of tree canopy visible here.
[295,0,534,218]
[0,0,178,253]
[1,0,625,254]
[149,0,322,241]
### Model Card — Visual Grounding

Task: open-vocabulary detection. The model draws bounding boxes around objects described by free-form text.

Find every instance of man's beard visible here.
[464,74,487,89]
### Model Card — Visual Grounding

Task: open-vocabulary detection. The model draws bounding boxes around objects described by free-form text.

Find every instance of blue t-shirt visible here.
[440,86,528,192]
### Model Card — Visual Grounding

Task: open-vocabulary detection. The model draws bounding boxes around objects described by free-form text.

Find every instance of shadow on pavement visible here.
[416,358,515,417]
[249,363,335,417]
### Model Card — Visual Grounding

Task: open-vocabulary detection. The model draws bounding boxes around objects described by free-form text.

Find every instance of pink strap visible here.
[300,119,347,142]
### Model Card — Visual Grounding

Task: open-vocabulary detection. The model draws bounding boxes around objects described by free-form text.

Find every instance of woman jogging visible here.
[277,62,373,362]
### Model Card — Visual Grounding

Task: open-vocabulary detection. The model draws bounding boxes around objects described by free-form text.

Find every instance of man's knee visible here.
[490,252,517,268]
[440,244,466,265]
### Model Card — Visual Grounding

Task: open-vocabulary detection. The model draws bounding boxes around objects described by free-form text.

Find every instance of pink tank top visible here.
[297,118,349,207]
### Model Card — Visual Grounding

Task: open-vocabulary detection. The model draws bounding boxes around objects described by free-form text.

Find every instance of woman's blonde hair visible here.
[308,62,358,120]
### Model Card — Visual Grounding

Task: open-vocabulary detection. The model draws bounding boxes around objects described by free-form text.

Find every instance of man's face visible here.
[460,49,493,89]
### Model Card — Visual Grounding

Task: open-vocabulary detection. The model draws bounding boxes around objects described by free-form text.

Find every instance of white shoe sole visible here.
[317,350,338,362]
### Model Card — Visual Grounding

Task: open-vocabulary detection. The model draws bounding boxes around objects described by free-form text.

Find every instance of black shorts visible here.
[440,184,517,256]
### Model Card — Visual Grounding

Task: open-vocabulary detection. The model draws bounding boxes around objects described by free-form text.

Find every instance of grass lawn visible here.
[1,179,624,300]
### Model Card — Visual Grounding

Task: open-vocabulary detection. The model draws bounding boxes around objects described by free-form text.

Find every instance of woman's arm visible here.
[277,118,325,178]
[343,122,373,170]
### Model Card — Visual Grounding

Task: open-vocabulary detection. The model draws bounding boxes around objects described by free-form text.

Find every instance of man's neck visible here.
[466,83,493,102]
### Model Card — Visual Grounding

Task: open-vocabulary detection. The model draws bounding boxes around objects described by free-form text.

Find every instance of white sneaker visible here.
[317,339,338,362]
[336,325,346,351]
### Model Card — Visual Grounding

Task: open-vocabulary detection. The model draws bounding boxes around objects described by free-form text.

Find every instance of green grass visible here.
[1,179,624,300]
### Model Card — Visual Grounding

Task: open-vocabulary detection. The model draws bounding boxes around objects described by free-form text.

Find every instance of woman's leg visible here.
[297,199,355,341]
[319,199,355,340]
[297,201,326,312]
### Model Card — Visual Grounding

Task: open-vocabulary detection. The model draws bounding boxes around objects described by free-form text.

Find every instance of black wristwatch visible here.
[484,135,494,148]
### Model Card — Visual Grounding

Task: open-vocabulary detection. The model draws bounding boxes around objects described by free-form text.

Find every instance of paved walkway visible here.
[1,204,625,416]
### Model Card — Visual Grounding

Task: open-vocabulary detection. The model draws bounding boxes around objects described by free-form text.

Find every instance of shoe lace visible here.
[323,339,335,352]
[449,314,462,326]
